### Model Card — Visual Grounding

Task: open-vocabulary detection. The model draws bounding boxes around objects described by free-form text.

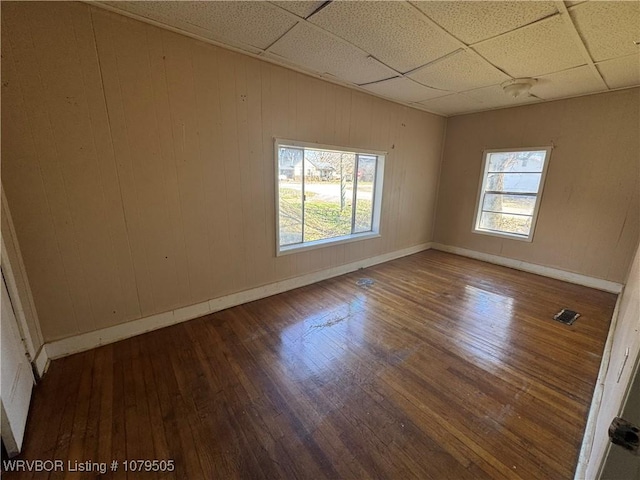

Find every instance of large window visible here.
[473,147,552,241]
[275,139,385,255]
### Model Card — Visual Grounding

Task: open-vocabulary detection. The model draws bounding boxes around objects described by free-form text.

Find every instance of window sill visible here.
[277,232,381,256]
[472,228,533,242]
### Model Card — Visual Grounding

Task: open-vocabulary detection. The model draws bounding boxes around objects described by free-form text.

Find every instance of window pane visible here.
[486,172,542,193]
[278,147,303,245]
[354,155,376,233]
[482,193,536,215]
[480,212,532,236]
[303,152,355,242]
[487,151,546,173]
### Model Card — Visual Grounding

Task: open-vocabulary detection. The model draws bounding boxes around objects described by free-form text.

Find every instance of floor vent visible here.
[554,309,580,325]
[356,278,375,287]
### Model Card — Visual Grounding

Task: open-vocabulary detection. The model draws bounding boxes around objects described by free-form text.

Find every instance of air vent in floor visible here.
[554,309,580,325]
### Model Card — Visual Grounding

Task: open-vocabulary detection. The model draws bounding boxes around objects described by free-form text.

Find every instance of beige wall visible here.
[434,89,639,283]
[1,2,445,342]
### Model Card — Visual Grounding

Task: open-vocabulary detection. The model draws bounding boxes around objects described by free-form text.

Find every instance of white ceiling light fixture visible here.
[501,78,538,98]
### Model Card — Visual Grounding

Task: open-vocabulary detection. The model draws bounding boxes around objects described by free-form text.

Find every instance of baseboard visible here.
[45,242,433,360]
[33,346,50,379]
[432,243,623,294]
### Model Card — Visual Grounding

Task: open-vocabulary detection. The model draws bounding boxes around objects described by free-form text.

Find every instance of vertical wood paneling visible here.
[233,55,258,287]
[434,88,639,282]
[28,4,115,333]
[259,63,278,281]
[145,26,193,308]
[1,3,445,342]
[271,66,299,281]
[245,59,272,286]
[1,14,78,342]
[72,7,141,326]
[190,42,232,297]
[91,10,158,317]
[161,30,215,304]
[217,49,248,293]
[3,3,102,337]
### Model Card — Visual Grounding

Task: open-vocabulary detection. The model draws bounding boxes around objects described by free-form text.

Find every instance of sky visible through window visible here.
[278,145,379,249]
[476,150,548,238]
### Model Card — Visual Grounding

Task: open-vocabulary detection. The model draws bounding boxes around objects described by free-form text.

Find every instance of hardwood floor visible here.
[7,251,616,479]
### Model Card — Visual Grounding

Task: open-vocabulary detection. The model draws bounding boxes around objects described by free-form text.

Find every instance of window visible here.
[473,147,552,241]
[275,139,385,255]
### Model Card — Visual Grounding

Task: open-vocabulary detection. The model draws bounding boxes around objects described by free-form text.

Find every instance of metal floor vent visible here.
[554,309,580,325]
[356,278,375,288]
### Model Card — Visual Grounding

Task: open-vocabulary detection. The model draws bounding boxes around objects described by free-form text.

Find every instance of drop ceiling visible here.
[96,0,640,117]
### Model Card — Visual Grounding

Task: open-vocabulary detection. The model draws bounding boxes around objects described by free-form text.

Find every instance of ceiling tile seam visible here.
[261,22,301,53]
[360,55,411,85]
[85,2,402,112]
[305,1,333,20]
[358,76,403,87]
[403,76,454,98]
[442,61,602,97]
[594,52,640,65]
[84,2,454,119]
[403,1,466,50]
[402,48,464,77]
[463,9,598,82]
[469,11,565,49]
[401,78,458,97]
[554,1,609,90]
[405,45,515,89]
[467,10,562,48]
[402,2,515,83]
[266,1,400,79]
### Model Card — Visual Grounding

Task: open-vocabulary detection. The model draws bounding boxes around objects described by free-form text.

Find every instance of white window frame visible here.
[473,146,552,242]
[275,138,385,256]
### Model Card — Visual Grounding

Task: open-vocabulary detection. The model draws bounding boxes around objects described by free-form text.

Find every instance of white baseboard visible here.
[45,242,433,360]
[33,346,50,379]
[432,243,623,294]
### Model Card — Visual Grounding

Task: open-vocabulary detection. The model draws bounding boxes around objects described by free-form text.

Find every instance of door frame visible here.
[0,188,46,377]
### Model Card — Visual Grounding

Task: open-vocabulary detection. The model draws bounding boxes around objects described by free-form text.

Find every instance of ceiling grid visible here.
[91,0,640,117]
[555,1,608,90]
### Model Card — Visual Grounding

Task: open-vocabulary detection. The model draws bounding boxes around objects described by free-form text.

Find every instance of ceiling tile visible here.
[268,23,393,85]
[417,93,485,116]
[408,49,510,92]
[532,65,606,99]
[101,1,297,50]
[270,1,324,19]
[361,77,449,103]
[473,14,585,77]
[309,1,459,73]
[569,1,640,62]
[597,54,640,90]
[464,84,540,108]
[412,1,558,45]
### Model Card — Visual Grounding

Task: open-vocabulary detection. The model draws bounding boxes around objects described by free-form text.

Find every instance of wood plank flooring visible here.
[6,251,616,479]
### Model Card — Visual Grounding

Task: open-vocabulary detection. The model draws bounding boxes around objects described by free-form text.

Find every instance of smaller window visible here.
[473,147,552,242]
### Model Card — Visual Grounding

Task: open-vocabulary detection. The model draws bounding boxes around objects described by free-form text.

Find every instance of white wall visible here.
[580,242,640,479]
